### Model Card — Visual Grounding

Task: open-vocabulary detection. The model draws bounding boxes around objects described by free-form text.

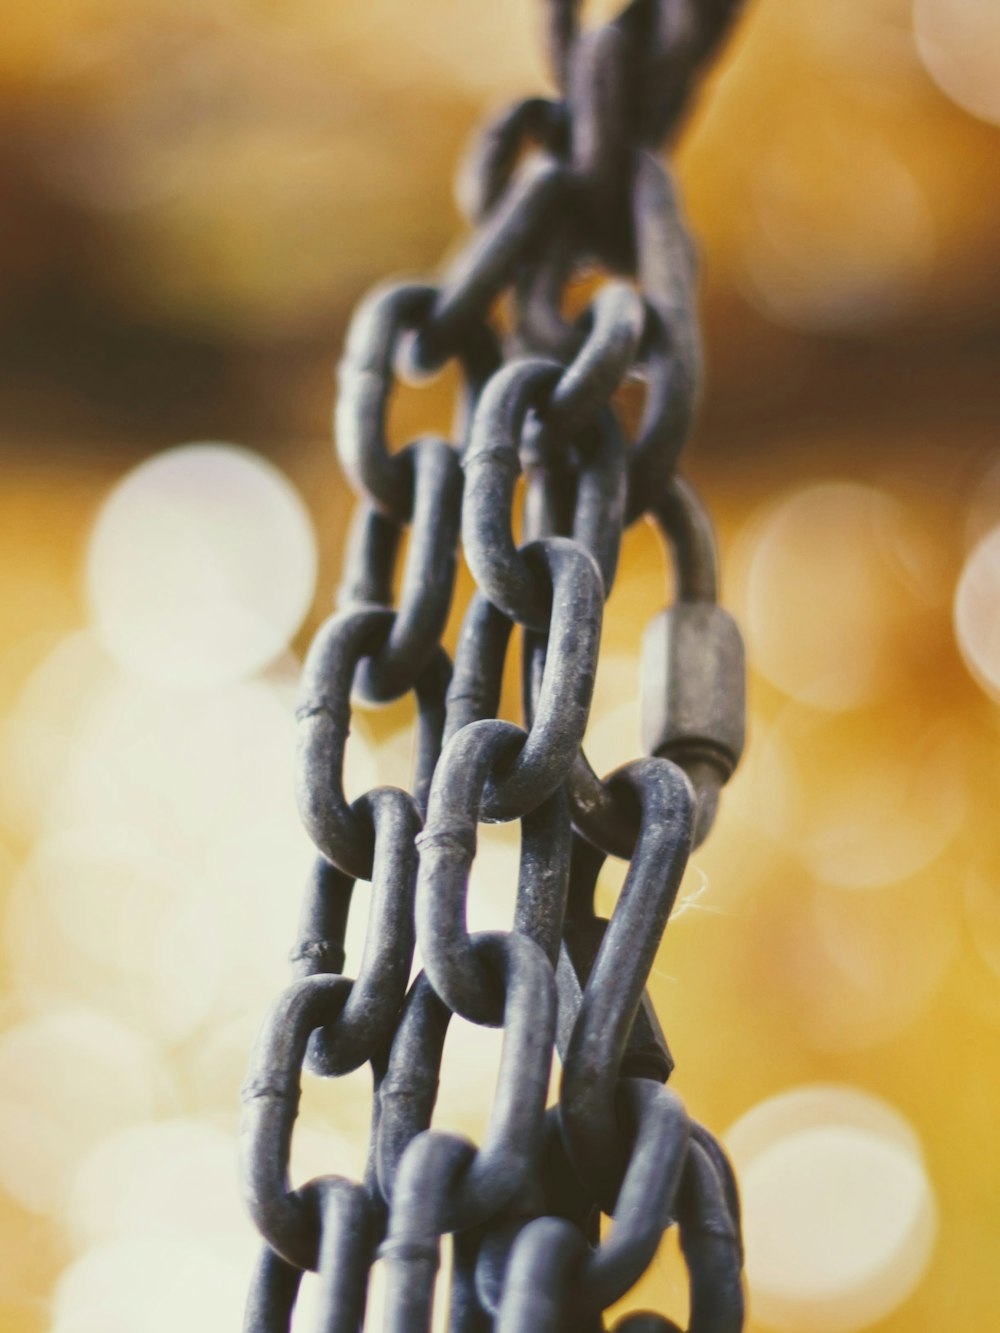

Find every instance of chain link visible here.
[241,0,747,1326]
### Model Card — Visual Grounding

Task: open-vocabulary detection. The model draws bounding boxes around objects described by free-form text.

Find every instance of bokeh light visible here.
[68,1119,245,1248]
[753,707,966,890]
[7,824,221,1042]
[0,1009,166,1215]
[0,631,112,847]
[738,122,934,331]
[726,1086,936,1332]
[954,525,1000,701]
[914,0,1000,128]
[50,1234,255,1333]
[50,671,306,860]
[735,483,935,710]
[86,444,317,689]
[582,653,642,780]
[964,863,1000,981]
[798,874,960,1051]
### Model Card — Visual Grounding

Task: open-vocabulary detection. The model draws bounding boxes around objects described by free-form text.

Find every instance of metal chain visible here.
[241,1,747,1327]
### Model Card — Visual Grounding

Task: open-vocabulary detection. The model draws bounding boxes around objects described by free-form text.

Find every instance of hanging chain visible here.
[241,1,747,1327]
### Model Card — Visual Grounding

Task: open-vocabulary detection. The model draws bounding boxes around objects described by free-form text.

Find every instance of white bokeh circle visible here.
[86,443,317,688]
[736,482,926,710]
[914,0,1000,128]
[0,1008,165,1214]
[954,525,1000,702]
[726,1085,936,1332]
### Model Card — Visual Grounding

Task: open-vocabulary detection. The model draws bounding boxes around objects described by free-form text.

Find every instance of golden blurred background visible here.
[1,1,999,1329]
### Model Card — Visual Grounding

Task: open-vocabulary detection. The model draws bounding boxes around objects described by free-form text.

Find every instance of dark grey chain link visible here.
[241,1,748,1327]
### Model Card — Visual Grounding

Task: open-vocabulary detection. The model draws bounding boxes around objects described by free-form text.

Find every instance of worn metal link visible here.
[296,608,449,877]
[343,436,463,704]
[492,1081,740,1331]
[241,973,355,1270]
[438,542,603,824]
[336,281,498,517]
[292,786,420,1077]
[415,724,572,1013]
[523,280,644,453]
[558,760,694,1206]
[462,360,624,627]
[557,475,744,855]
[385,933,556,1232]
[241,0,748,1327]
[243,1175,375,1333]
[576,1080,690,1310]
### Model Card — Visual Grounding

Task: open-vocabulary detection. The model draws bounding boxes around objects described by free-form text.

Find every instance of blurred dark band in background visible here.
[0,0,997,462]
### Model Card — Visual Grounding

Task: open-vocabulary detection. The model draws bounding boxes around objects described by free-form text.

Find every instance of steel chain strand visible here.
[239,0,749,1325]
[453,0,746,1295]
[245,300,478,1286]
[557,759,694,1207]
[509,374,744,1323]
